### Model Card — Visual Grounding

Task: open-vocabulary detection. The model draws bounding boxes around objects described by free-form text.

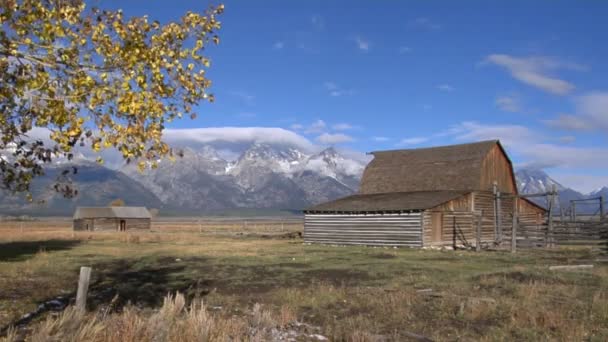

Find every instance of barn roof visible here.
[304,190,470,213]
[359,140,502,194]
[73,207,151,219]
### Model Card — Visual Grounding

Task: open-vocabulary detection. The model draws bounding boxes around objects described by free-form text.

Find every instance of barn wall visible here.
[422,192,520,247]
[73,219,94,231]
[518,199,546,226]
[91,218,120,231]
[480,145,517,194]
[124,218,151,230]
[304,213,423,247]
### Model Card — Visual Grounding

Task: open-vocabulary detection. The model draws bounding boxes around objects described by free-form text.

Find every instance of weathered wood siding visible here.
[480,145,517,193]
[422,210,476,247]
[73,218,150,231]
[518,199,546,225]
[304,213,423,247]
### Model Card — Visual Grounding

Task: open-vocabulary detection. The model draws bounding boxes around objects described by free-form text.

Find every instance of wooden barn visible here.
[73,207,152,231]
[303,140,546,248]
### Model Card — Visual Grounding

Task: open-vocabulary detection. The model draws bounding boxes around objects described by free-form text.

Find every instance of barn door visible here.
[431,212,443,243]
[119,220,126,231]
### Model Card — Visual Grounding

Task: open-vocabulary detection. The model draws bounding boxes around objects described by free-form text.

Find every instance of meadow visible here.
[0,218,607,341]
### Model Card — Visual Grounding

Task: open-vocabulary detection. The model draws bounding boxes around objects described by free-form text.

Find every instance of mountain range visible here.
[0,142,605,216]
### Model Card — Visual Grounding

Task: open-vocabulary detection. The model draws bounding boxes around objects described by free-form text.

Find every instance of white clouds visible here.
[398,137,429,146]
[316,133,355,145]
[332,123,355,131]
[304,119,327,134]
[575,91,608,130]
[495,96,521,113]
[372,136,390,142]
[353,36,370,52]
[484,54,584,95]
[445,121,608,170]
[273,41,284,50]
[447,121,535,147]
[409,17,441,30]
[544,114,595,131]
[324,82,354,97]
[163,127,315,151]
[544,91,608,132]
[437,84,454,92]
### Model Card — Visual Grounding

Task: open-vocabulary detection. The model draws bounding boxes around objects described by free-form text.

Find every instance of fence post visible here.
[76,266,92,313]
[572,201,576,222]
[512,197,518,253]
[548,185,556,248]
[493,182,502,244]
[476,212,482,252]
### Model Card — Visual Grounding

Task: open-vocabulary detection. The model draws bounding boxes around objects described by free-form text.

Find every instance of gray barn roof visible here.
[73,207,151,220]
[305,190,470,213]
[360,140,501,194]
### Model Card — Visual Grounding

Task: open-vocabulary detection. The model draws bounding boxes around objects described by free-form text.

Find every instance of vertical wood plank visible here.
[76,266,92,312]
[511,197,518,253]
[476,213,482,252]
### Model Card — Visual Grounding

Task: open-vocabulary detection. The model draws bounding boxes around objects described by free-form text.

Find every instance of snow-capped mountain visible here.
[516,168,567,194]
[515,168,589,212]
[120,142,367,213]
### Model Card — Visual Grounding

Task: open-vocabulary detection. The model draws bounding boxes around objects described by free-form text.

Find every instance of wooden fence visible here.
[515,219,608,249]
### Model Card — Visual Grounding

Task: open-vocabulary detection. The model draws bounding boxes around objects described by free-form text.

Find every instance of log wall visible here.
[304,213,423,247]
[73,218,151,231]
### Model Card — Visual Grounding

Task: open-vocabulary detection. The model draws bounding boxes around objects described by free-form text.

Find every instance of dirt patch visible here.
[258,232,302,240]
[300,269,373,286]
[372,253,397,259]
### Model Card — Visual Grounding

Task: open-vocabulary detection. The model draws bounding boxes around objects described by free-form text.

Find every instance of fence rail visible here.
[515,220,608,248]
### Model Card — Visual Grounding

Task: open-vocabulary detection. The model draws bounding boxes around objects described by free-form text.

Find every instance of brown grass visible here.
[1,219,607,341]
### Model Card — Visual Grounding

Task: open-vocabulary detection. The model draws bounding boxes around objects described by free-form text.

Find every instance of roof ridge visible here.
[368,139,498,155]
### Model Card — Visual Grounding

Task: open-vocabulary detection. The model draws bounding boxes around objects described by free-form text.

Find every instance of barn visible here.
[303,140,546,248]
[73,207,152,231]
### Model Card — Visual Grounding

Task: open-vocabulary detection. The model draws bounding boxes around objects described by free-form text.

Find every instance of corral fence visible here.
[516,220,608,249]
[478,185,608,252]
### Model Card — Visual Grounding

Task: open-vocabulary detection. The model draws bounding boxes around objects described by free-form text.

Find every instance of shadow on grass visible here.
[85,256,381,311]
[0,240,82,262]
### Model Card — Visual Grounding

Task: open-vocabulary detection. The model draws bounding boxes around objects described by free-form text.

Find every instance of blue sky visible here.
[95,1,608,192]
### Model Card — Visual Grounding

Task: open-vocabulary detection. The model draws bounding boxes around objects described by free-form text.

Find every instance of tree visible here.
[0,0,223,200]
[108,198,125,207]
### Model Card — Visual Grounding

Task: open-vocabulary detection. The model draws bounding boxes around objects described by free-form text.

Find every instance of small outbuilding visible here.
[73,206,152,231]
[303,140,546,248]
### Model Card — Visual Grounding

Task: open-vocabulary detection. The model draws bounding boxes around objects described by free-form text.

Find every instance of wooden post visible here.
[600,196,604,221]
[475,213,482,252]
[20,221,23,234]
[572,201,576,222]
[511,197,518,253]
[199,219,202,234]
[76,266,92,312]
[493,182,502,244]
[547,185,556,248]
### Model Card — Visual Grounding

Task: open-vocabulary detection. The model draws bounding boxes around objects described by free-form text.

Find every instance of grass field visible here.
[0,219,607,341]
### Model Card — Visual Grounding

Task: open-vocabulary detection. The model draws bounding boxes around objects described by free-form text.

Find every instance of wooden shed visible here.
[73,207,152,231]
[304,140,546,248]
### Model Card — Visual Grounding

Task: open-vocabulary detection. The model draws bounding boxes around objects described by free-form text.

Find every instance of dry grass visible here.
[4,293,289,342]
[1,220,607,341]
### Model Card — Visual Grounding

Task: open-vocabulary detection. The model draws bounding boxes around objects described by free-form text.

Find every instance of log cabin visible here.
[303,140,546,248]
[73,206,151,231]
